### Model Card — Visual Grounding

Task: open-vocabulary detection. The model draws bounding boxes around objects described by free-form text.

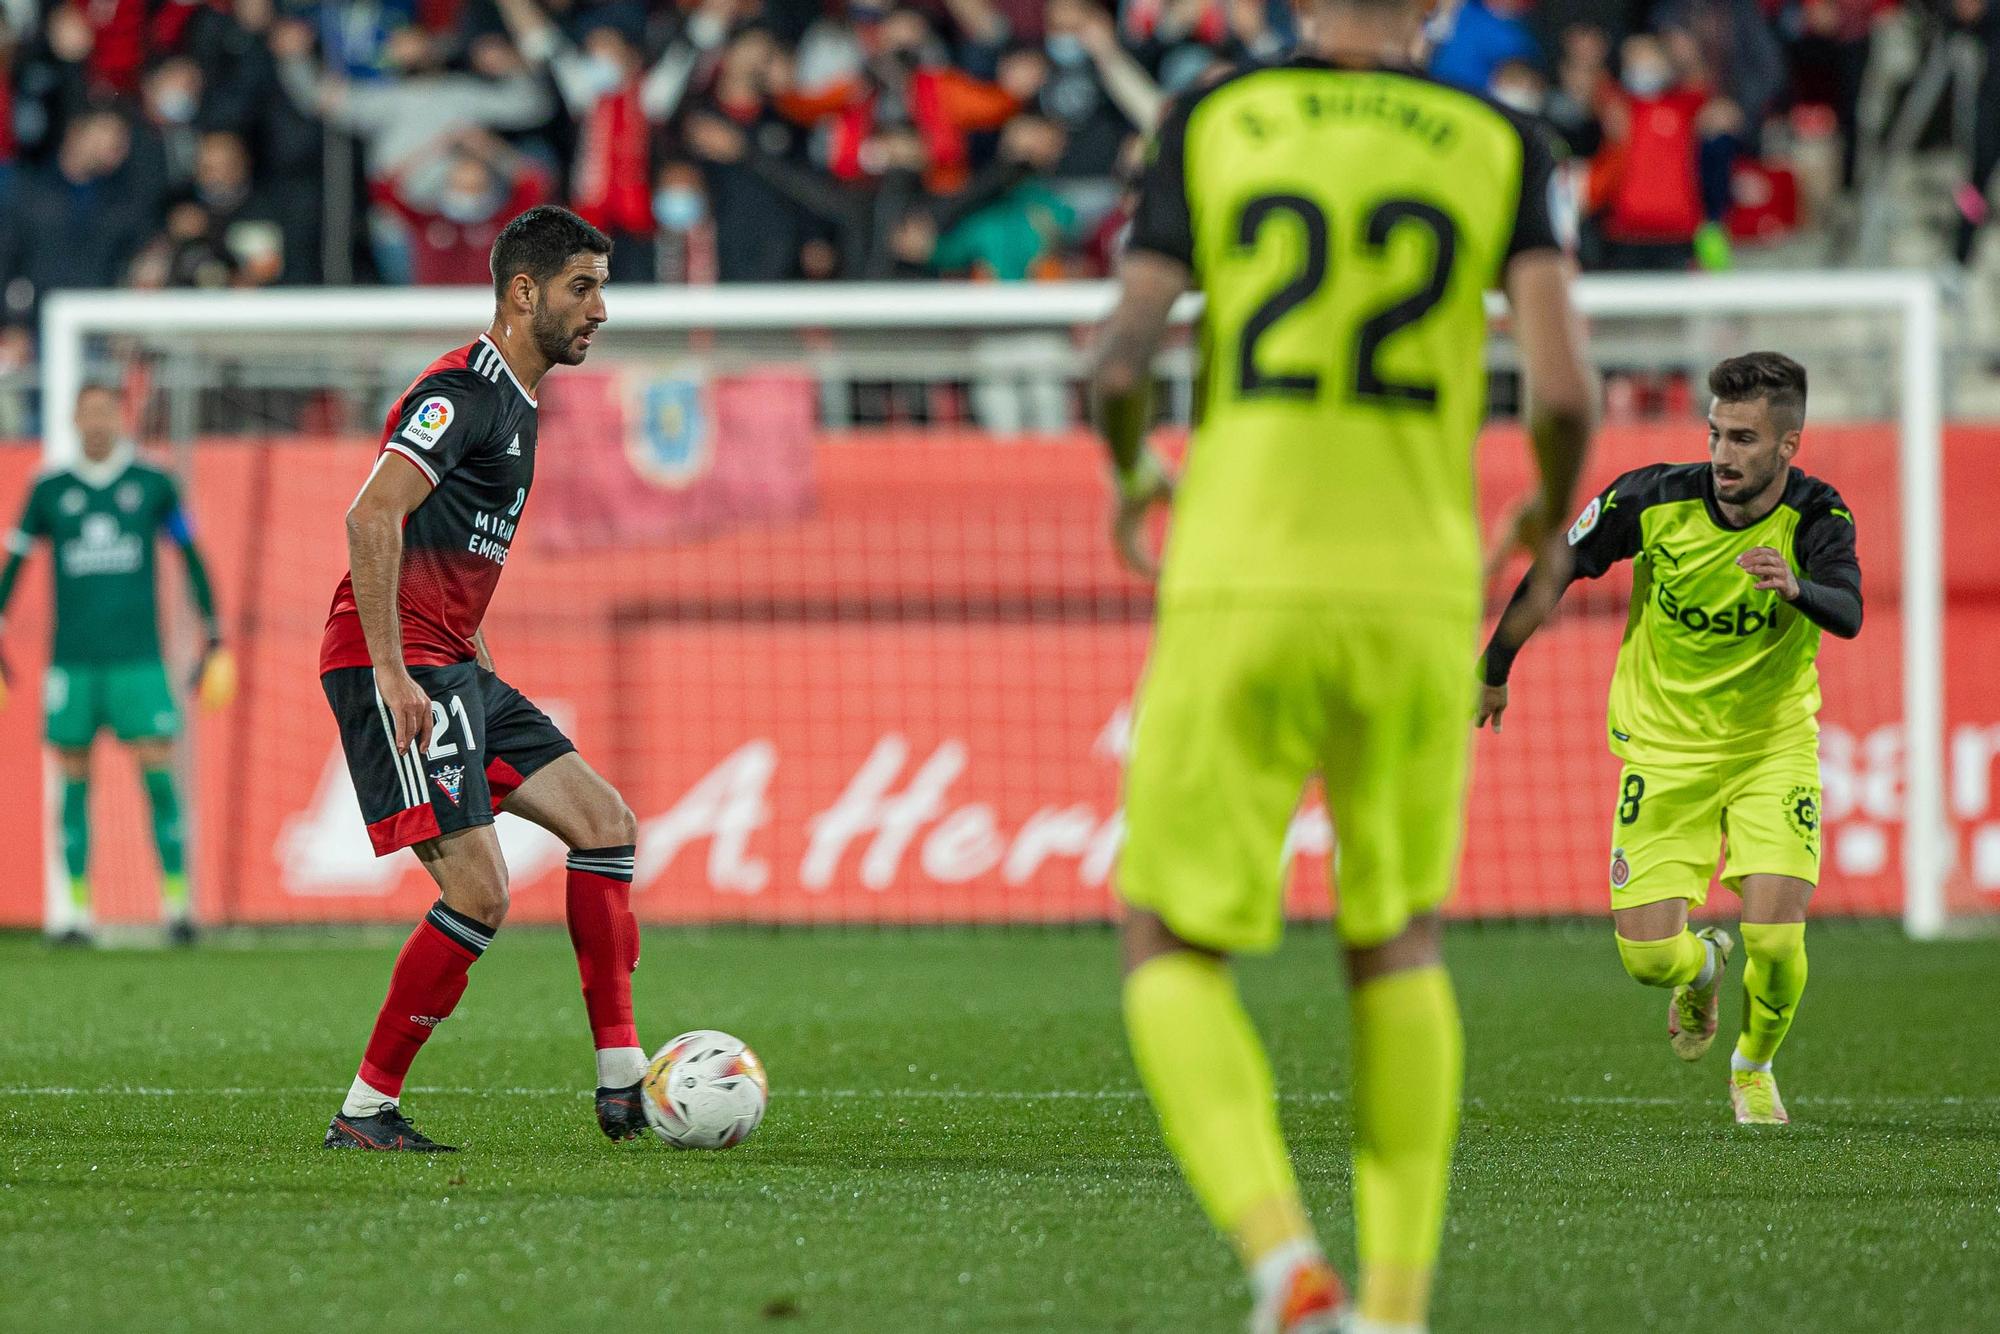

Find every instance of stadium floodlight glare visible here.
[40,273,1946,938]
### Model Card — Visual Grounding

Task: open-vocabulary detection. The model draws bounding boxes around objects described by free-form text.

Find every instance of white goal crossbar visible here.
[38,272,1948,937]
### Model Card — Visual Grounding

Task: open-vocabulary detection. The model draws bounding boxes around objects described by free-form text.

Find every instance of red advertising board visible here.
[0,423,1995,929]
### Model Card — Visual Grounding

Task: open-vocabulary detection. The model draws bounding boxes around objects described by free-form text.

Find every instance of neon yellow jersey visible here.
[1541,463,1860,762]
[1127,58,1561,616]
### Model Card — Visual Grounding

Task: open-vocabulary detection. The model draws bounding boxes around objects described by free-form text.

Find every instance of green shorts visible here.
[1119,600,1478,954]
[1608,745,1822,909]
[44,660,182,749]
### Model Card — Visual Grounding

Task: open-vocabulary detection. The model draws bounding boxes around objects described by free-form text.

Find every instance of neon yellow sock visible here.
[1736,922,1807,1065]
[1351,964,1461,1327]
[161,872,190,921]
[1123,951,1312,1267]
[1615,930,1706,988]
[67,875,91,913]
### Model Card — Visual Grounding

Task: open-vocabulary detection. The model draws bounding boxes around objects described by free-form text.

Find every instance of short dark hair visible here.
[489,205,612,302]
[1708,351,1807,435]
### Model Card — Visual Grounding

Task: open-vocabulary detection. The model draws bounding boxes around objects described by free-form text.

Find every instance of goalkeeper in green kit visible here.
[0,385,234,944]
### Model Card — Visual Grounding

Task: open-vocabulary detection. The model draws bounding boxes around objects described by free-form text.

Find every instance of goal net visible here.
[17,274,1969,938]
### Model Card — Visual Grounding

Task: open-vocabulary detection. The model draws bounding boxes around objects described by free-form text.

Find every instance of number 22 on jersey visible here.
[1230,194,1457,406]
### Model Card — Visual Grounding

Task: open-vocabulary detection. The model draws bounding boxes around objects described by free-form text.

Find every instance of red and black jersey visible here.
[320,335,539,675]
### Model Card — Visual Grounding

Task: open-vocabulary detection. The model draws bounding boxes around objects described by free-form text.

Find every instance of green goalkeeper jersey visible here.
[0,456,217,666]
[1486,462,1862,763]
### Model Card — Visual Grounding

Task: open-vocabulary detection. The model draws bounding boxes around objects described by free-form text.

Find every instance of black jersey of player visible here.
[321,334,539,673]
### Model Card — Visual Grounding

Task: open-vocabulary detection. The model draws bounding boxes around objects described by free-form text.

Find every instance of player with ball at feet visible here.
[319,206,650,1151]
[1480,351,1862,1126]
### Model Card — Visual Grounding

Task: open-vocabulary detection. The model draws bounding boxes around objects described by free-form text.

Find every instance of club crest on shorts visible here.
[433,763,466,806]
[1609,847,1631,889]
[1785,785,1820,856]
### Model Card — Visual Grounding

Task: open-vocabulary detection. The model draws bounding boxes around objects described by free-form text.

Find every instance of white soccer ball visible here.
[641,1029,769,1149]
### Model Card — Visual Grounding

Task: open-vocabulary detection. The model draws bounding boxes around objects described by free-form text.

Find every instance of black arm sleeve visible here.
[1500,109,1564,264]
[1791,498,1863,639]
[1480,468,1657,685]
[1125,92,1195,268]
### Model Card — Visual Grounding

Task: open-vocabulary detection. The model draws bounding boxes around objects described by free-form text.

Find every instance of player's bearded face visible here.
[530,256,609,366]
[1707,397,1793,504]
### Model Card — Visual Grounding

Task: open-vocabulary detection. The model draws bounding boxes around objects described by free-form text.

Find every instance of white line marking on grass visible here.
[3,1085,1998,1110]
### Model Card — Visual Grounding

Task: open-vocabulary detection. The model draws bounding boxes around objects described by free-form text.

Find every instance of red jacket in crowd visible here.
[371,165,554,287]
[1593,86,1707,243]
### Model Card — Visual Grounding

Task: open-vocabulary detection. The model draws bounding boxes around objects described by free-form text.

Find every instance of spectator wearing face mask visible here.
[1543,23,1610,161]
[370,127,553,286]
[678,23,812,282]
[1656,3,1782,271]
[1014,0,1156,228]
[777,7,1021,196]
[1585,33,1707,272]
[651,160,719,284]
[129,55,207,209]
[492,0,663,280]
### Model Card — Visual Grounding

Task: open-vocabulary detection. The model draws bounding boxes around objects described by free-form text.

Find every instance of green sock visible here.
[1351,964,1462,1327]
[1737,922,1807,1065]
[142,768,190,917]
[60,777,90,906]
[1123,951,1313,1268]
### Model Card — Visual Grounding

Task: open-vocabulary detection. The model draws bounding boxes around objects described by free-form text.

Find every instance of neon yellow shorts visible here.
[1607,744,1822,909]
[1118,600,1478,954]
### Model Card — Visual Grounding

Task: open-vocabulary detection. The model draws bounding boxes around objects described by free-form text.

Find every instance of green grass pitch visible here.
[3,924,1996,1333]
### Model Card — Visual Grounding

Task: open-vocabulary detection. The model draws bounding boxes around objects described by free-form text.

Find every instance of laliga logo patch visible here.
[433,763,466,806]
[401,395,455,450]
[1609,847,1631,889]
[1568,496,1601,546]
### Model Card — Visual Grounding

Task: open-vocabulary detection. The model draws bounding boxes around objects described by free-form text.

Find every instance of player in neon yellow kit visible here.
[1089,0,1597,1328]
[1480,351,1862,1126]
[0,385,234,944]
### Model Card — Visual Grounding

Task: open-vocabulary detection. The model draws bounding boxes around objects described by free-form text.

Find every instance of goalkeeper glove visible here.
[196,644,237,712]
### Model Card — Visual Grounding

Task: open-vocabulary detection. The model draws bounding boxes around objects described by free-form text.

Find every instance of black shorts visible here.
[322,662,576,856]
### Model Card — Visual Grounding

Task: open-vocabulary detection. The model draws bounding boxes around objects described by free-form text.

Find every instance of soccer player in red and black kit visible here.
[320,206,647,1151]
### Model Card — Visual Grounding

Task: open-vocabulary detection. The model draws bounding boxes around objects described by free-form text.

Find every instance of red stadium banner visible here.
[1,424,1996,929]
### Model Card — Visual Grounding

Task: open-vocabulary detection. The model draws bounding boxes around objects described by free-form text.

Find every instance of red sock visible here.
[357,902,494,1096]
[565,846,640,1052]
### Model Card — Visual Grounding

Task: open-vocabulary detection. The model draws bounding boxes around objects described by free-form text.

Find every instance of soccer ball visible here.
[640,1030,769,1149]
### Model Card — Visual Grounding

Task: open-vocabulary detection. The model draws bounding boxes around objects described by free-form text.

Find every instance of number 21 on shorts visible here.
[426,694,478,759]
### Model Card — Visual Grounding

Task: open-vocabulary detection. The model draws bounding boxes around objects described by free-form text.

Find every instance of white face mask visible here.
[154,88,198,125]
[439,190,497,224]
[1622,61,1672,97]
[575,53,625,98]
[1491,83,1543,114]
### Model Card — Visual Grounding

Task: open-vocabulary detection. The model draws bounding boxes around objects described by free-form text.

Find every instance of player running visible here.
[0,383,233,946]
[1089,0,1596,1329]
[320,206,648,1152]
[1479,351,1860,1127]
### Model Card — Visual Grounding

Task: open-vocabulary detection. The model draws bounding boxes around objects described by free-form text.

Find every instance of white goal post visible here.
[37,272,1948,937]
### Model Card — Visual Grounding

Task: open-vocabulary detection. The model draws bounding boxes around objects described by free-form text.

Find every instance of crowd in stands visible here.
[0,0,1996,358]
